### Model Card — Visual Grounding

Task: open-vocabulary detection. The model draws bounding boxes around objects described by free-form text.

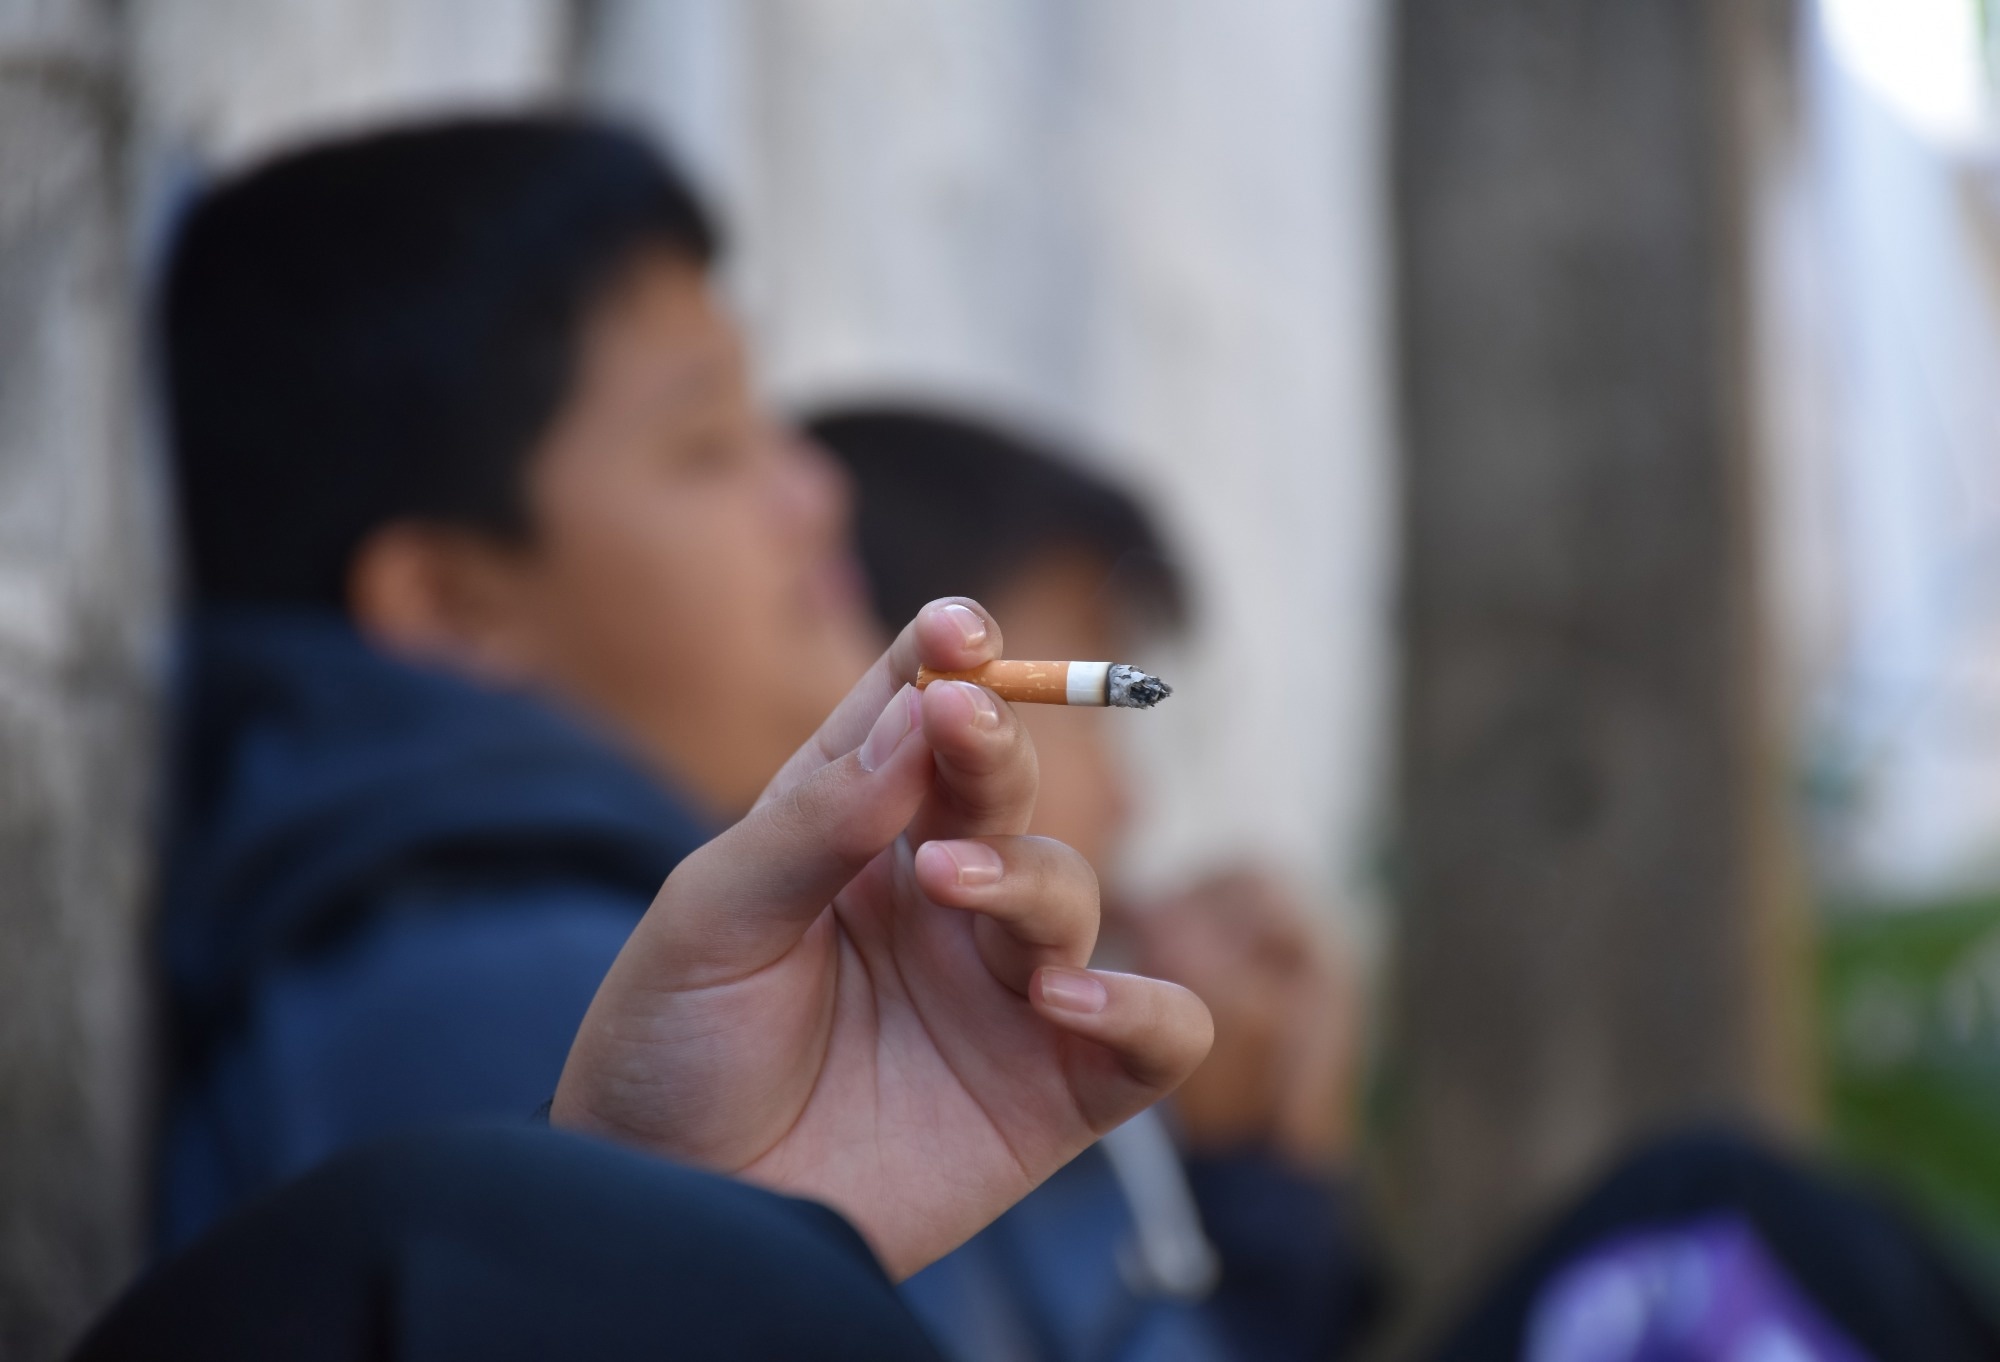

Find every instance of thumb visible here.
[630,685,935,987]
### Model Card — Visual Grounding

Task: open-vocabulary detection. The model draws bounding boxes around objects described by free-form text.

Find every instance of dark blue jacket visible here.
[156,609,1372,1360]
[155,610,709,1248]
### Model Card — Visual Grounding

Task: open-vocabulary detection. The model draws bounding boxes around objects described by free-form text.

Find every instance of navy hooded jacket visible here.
[156,609,1372,1361]
[155,609,710,1247]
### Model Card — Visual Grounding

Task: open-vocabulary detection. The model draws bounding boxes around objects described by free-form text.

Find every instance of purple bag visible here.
[1526,1213,1875,1362]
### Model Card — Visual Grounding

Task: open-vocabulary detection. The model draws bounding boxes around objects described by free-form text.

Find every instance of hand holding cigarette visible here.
[552,598,1212,1280]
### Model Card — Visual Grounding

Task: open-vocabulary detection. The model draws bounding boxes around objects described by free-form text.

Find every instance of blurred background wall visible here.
[1389,0,1806,1323]
[3,1,1396,1352]
[19,0,2000,1355]
[1757,0,2000,1284]
[579,0,1396,925]
[124,0,1398,931]
[0,3,160,1356]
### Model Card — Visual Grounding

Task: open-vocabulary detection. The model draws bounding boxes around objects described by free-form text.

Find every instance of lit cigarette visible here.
[916,661,1173,709]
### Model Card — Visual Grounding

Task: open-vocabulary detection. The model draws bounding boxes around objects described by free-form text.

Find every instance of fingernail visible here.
[858,685,919,772]
[940,602,988,648]
[936,840,1004,887]
[1038,968,1107,1015]
[943,680,1000,729]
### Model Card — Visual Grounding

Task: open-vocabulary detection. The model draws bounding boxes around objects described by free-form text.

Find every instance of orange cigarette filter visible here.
[915,660,1173,709]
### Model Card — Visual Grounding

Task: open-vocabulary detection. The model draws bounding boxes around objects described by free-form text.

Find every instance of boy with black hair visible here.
[157,116,883,1244]
[155,119,1210,1270]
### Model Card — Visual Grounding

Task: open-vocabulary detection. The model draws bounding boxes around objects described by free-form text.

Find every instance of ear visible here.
[348,522,542,684]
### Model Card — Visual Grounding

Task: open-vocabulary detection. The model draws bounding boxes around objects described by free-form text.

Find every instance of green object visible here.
[1982,0,2000,101]
[1822,893,2000,1274]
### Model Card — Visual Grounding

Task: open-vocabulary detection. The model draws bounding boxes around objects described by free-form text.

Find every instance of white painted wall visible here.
[1,2,160,1350]
[128,0,568,164]
[1760,7,2000,899]
[116,0,1399,925]
[586,1,1398,926]
[117,0,1400,924]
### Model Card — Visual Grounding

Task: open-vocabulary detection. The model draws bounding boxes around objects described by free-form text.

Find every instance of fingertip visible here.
[1033,966,1109,1016]
[938,601,990,648]
[911,839,958,896]
[914,838,1008,898]
[916,598,1001,669]
[922,678,1002,735]
[1033,970,1217,1087]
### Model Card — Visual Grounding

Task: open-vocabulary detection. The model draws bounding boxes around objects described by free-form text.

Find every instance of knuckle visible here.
[937,702,1023,762]
[1022,833,1095,891]
[1031,837,1099,940]
[778,765,889,870]
[763,777,821,849]
[1047,837,1100,897]
[1046,842,1099,911]
[940,730,1037,807]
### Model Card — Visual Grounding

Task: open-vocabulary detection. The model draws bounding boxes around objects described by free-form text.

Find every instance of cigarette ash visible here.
[1107,664,1173,709]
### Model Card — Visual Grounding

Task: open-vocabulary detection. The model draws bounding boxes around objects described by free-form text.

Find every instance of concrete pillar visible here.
[0,2,160,1355]
[1389,0,1806,1323]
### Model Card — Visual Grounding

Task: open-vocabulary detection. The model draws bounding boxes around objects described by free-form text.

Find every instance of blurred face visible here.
[438,252,877,815]
[986,553,1139,874]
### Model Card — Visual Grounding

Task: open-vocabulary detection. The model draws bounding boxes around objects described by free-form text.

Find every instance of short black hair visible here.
[806,405,1190,635]
[162,115,719,609]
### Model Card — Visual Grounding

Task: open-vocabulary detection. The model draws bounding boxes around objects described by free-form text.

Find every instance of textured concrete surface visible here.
[1390,0,1801,1319]
[0,3,570,1353]
[0,2,157,1355]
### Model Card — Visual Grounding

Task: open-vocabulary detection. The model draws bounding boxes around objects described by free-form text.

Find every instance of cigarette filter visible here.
[916,660,1173,709]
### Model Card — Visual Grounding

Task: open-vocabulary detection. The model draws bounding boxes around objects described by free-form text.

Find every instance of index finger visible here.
[756,597,1003,809]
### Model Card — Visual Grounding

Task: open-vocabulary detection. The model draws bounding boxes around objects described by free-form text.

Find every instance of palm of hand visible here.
[554,601,1208,1278]
[733,849,1097,1274]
